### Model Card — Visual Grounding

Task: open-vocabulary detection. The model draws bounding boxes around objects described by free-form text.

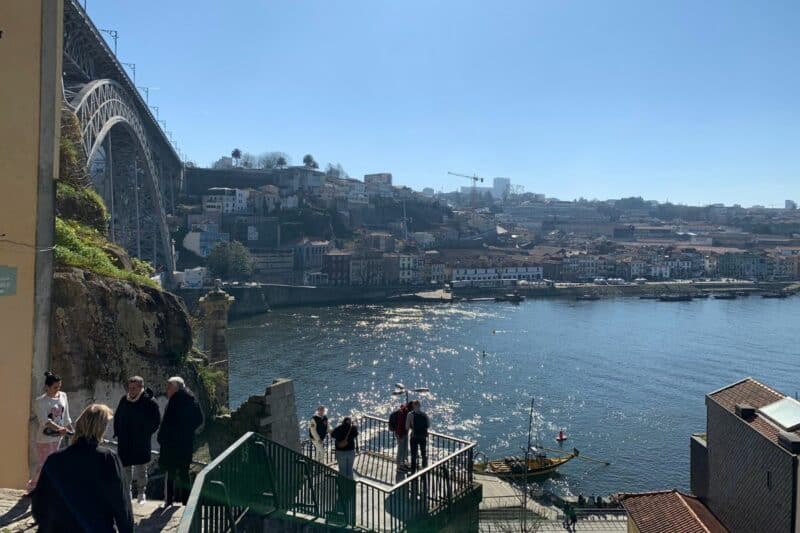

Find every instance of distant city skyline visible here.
[86,0,799,207]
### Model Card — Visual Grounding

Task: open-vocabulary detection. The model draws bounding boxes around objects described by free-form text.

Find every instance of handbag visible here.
[336,425,353,450]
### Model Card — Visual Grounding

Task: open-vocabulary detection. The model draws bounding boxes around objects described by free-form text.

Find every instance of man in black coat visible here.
[114,376,161,503]
[32,403,133,533]
[157,376,203,506]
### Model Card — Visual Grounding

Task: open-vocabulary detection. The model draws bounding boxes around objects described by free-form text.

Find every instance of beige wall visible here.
[0,0,61,488]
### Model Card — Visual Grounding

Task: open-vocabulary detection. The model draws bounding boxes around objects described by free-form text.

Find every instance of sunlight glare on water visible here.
[228,298,800,496]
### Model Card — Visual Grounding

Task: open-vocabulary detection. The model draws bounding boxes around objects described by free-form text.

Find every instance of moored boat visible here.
[496,293,525,303]
[575,294,600,301]
[713,293,737,300]
[473,448,579,479]
[693,293,710,299]
[658,294,692,302]
[762,292,789,299]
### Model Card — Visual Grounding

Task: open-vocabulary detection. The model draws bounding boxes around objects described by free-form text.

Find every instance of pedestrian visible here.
[405,400,430,472]
[157,376,203,506]
[114,376,161,504]
[27,371,73,494]
[331,416,358,479]
[31,403,133,533]
[308,405,330,461]
[569,506,578,532]
[389,402,411,470]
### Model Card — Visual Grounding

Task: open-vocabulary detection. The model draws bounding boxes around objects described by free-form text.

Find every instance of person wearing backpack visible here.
[389,402,411,470]
[405,400,430,472]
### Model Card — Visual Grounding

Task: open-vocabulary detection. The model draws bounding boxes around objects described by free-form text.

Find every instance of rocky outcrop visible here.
[48,268,216,420]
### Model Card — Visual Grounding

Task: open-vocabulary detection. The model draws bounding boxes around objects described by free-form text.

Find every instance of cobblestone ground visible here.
[0,489,183,532]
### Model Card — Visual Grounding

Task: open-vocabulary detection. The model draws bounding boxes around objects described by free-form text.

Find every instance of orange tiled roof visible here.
[707,378,800,446]
[621,490,728,533]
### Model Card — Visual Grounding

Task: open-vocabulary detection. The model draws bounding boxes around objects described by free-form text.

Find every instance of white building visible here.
[411,232,435,248]
[203,187,248,214]
[451,266,543,282]
[182,267,208,288]
[492,177,511,199]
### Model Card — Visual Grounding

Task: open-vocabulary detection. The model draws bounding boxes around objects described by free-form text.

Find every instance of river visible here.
[227,296,800,497]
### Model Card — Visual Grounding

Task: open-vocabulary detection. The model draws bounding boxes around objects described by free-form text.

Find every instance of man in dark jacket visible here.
[157,376,203,506]
[32,403,133,533]
[114,375,161,503]
[405,400,430,473]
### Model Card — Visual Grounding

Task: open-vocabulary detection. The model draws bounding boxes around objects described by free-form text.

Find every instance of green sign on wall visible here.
[0,265,17,296]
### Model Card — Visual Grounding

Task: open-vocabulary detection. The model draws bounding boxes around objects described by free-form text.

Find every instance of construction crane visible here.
[448,171,485,206]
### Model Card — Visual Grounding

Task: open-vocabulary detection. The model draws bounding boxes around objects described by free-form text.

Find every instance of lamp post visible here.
[391,383,430,404]
[150,105,159,119]
[137,86,150,104]
[100,28,118,55]
[121,62,136,83]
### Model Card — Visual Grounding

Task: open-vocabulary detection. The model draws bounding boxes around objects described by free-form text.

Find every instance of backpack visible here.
[388,410,399,432]
[411,411,429,437]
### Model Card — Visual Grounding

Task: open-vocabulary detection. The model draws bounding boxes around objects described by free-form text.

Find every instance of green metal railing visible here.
[305,414,477,532]
[178,432,356,533]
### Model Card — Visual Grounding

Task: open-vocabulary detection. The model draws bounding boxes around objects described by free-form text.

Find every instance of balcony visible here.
[179,414,480,532]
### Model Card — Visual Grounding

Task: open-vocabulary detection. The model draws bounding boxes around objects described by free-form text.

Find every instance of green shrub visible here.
[59,111,89,188]
[132,257,156,277]
[56,181,109,233]
[54,217,157,288]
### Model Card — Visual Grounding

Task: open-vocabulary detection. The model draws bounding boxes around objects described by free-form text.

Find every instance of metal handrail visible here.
[360,413,475,446]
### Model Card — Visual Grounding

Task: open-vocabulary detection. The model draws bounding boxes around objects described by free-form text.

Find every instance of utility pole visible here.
[137,86,149,105]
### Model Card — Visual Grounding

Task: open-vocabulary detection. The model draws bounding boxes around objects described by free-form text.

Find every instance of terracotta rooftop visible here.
[707,378,799,449]
[621,490,728,533]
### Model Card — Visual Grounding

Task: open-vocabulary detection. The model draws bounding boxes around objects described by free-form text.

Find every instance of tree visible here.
[257,151,290,170]
[207,241,253,279]
[302,154,318,169]
[325,163,349,179]
[231,148,242,167]
[184,160,197,168]
[240,152,256,169]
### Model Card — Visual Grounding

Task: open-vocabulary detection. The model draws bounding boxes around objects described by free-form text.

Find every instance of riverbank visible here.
[177,279,797,317]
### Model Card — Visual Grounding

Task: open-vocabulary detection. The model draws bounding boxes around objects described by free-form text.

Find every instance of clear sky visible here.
[86,0,799,206]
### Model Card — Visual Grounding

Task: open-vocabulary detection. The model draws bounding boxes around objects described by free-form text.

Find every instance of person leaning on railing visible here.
[331,417,359,478]
[31,403,134,533]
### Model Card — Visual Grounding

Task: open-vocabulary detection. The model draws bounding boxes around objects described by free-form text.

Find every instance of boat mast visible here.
[523,396,535,531]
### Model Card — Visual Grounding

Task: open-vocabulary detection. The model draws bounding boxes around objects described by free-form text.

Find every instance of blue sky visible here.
[86,0,799,206]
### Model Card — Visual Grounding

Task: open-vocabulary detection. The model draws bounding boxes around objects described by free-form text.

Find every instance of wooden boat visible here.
[713,293,737,300]
[473,448,579,479]
[495,293,525,303]
[692,293,710,299]
[762,292,789,299]
[658,294,692,302]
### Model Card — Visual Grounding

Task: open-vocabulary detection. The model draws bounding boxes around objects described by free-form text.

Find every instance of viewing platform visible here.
[179,414,481,532]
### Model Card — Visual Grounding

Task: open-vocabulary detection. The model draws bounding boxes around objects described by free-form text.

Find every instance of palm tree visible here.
[231,148,242,167]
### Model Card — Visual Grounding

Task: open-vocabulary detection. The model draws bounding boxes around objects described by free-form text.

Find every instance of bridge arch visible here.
[68,79,175,273]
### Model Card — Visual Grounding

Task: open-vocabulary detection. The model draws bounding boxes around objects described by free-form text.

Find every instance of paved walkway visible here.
[0,488,183,532]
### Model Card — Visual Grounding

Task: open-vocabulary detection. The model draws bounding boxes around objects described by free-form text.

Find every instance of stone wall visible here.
[211,378,300,454]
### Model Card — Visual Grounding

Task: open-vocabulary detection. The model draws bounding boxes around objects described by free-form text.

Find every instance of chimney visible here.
[735,404,756,419]
[778,431,800,454]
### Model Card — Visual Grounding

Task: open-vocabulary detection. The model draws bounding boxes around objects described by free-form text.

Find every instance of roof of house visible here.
[621,490,728,533]
[707,377,799,447]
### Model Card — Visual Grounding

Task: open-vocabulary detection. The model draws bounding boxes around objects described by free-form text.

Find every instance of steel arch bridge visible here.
[62,0,181,278]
